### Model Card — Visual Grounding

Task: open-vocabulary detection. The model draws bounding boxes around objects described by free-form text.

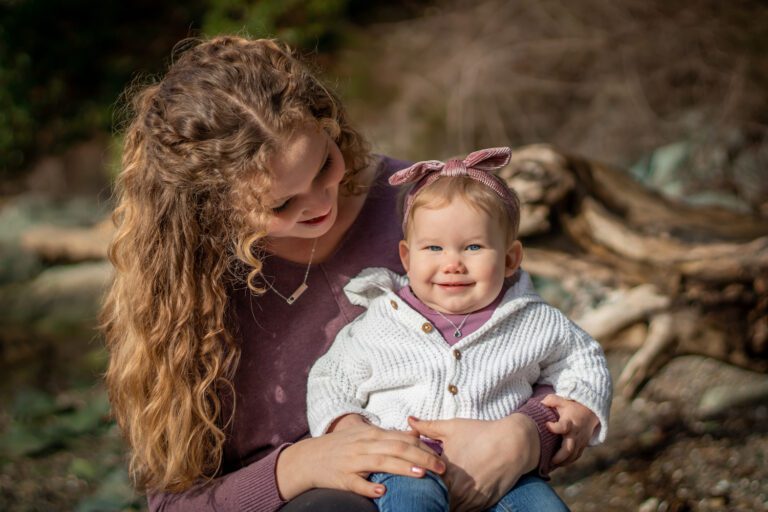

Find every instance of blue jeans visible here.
[369,471,569,512]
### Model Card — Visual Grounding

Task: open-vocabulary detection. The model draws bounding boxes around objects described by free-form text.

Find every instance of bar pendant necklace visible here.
[267,239,317,305]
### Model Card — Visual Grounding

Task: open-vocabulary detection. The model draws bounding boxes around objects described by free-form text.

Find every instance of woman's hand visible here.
[408,414,539,512]
[541,394,600,466]
[275,418,446,501]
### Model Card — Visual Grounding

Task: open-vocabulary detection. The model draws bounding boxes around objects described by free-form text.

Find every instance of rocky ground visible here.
[1,351,766,511]
[551,352,768,512]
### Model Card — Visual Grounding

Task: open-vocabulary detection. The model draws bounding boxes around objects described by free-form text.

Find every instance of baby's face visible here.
[399,197,522,315]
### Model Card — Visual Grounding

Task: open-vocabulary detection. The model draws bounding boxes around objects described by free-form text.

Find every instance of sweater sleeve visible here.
[306,322,381,436]
[538,311,613,445]
[147,443,289,512]
[516,384,561,478]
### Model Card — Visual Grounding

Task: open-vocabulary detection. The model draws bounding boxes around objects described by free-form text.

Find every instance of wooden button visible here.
[453,349,461,360]
[390,300,398,310]
[421,322,433,333]
[448,384,458,395]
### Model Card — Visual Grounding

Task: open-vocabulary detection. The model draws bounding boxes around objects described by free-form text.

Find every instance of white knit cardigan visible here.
[307,267,612,444]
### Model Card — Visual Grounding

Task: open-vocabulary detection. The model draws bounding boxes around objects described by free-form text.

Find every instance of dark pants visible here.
[281,488,377,512]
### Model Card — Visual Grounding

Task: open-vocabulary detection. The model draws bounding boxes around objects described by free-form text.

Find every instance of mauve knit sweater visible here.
[148,156,560,512]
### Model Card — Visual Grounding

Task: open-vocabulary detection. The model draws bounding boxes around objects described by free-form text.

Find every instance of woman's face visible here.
[265,125,346,239]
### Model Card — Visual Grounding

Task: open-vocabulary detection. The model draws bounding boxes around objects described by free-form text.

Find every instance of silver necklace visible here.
[433,310,472,338]
[266,238,318,305]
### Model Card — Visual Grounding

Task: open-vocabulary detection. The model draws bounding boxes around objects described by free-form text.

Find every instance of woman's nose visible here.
[301,186,331,214]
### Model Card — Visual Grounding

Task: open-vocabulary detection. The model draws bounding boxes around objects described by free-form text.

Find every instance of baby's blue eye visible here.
[466,244,481,251]
[426,245,442,252]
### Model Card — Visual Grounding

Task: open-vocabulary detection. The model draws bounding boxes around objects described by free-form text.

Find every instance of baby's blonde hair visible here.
[403,176,521,244]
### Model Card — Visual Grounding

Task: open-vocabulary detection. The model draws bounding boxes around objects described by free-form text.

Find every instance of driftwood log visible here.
[502,145,768,397]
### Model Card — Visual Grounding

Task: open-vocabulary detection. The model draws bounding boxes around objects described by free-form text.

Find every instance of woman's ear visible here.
[399,240,411,273]
[505,240,523,277]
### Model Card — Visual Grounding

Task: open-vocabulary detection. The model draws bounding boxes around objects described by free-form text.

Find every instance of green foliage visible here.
[202,0,352,49]
[76,467,142,512]
[0,0,371,182]
[0,0,208,180]
[0,388,110,459]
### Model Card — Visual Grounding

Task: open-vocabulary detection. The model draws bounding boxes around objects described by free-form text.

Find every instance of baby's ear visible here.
[398,240,411,273]
[505,240,523,277]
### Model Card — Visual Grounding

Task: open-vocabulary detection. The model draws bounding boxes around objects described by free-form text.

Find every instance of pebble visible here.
[712,479,730,496]
[638,497,659,512]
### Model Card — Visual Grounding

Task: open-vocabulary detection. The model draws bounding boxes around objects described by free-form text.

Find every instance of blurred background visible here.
[0,0,766,510]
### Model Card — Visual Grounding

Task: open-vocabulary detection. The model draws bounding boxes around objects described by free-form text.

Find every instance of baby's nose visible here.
[443,258,467,273]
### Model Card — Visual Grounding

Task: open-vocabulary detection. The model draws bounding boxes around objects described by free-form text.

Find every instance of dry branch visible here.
[20,219,114,262]
[575,285,670,342]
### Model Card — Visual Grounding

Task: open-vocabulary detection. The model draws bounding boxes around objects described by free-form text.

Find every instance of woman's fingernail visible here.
[411,466,425,475]
[375,486,385,495]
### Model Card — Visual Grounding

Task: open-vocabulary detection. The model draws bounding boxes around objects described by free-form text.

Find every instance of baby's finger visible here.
[546,418,573,435]
[540,394,563,408]
[561,445,585,467]
[551,436,576,465]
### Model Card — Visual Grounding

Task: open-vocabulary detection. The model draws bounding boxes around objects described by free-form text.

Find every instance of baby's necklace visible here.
[266,238,318,305]
[432,309,472,338]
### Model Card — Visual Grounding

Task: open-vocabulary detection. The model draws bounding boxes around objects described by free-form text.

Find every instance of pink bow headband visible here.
[388,147,517,233]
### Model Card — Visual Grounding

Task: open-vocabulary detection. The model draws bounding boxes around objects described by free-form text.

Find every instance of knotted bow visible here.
[389,147,517,233]
[389,147,512,187]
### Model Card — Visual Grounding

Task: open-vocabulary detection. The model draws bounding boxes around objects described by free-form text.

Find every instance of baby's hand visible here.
[327,413,371,433]
[540,395,600,467]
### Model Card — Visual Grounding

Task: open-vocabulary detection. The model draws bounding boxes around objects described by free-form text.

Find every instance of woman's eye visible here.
[315,154,334,181]
[272,199,292,213]
[466,244,481,251]
[319,154,333,174]
[426,245,442,252]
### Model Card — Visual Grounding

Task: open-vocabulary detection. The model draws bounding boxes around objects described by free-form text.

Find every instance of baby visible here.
[307,147,612,511]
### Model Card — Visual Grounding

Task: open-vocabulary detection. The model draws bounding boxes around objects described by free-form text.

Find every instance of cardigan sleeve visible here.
[306,322,381,436]
[538,311,613,445]
[147,443,290,512]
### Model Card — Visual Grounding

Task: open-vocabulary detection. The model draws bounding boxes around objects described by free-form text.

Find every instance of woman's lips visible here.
[300,210,330,225]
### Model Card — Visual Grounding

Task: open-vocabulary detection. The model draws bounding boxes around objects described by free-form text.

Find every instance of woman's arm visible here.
[149,424,446,512]
[147,446,289,512]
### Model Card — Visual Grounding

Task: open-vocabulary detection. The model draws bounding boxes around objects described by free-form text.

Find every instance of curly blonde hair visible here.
[101,36,370,493]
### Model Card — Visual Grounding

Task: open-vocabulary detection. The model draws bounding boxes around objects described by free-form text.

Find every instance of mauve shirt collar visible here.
[396,283,509,346]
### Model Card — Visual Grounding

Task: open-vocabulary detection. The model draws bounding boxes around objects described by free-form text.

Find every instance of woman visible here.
[102,36,599,511]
